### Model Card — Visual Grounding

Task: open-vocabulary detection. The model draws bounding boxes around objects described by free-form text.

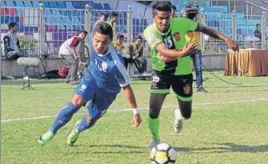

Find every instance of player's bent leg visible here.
[148,93,167,149]
[171,74,193,134]
[174,100,192,133]
[67,113,98,146]
[67,92,116,146]
[38,73,96,145]
[178,100,192,119]
[38,95,85,145]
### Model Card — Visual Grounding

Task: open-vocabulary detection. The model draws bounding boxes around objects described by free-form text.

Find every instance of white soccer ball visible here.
[150,143,177,164]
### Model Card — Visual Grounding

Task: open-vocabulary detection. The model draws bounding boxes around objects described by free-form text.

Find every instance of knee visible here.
[85,113,98,124]
[86,113,93,123]
[71,95,84,107]
[181,107,192,119]
[149,108,160,119]
[182,112,191,119]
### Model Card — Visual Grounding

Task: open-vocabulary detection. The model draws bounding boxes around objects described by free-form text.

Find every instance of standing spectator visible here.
[100,13,109,22]
[171,5,177,18]
[94,13,109,26]
[254,23,262,40]
[108,12,118,40]
[59,30,88,85]
[183,5,208,93]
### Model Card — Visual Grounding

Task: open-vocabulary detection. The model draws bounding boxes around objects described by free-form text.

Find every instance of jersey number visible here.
[163,36,173,48]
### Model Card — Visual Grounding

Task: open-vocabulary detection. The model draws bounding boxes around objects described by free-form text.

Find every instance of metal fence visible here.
[0,4,131,58]
[0,4,267,58]
[0,7,40,56]
[202,10,268,54]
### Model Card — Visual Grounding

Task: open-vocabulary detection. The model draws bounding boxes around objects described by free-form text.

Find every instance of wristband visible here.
[133,108,140,115]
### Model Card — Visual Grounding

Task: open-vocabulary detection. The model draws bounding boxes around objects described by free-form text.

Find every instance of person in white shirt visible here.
[59,30,88,85]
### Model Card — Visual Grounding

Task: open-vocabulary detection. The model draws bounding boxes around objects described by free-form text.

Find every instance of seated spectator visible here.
[3,22,28,79]
[128,35,147,75]
[3,22,24,60]
[112,34,126,53]
[112,34,131,68]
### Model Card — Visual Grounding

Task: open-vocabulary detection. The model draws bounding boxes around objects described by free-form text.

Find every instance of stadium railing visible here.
[0,3,267,58]
[0,4,131,58]
[201,10,267,54]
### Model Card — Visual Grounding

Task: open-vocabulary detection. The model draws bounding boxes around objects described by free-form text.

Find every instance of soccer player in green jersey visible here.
[144,1,239,148]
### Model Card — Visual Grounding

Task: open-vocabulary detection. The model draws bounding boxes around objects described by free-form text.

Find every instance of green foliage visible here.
[19,35,38,51]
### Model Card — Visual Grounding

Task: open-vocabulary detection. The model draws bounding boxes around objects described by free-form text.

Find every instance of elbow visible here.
[122,84,130,90]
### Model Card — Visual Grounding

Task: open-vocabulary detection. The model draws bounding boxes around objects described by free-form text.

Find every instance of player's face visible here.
[93,32,111,54]
[153,10,170,32]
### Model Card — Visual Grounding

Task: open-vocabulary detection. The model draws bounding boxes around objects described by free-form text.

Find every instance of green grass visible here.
[2,72,268,164]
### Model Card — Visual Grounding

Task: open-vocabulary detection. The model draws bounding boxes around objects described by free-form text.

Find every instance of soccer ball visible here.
[150,143,177,164]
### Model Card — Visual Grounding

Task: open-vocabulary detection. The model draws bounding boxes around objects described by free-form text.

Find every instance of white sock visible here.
[174,109,185,120]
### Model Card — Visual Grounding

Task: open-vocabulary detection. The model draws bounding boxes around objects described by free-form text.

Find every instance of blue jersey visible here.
[84,39,130,94]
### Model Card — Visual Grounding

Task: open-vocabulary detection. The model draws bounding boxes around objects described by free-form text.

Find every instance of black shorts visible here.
[151,70,193,101]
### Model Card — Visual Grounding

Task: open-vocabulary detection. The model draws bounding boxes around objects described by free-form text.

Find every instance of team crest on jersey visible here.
[173,32,181,41]
[101,62,108,72]
[80,84,87,92]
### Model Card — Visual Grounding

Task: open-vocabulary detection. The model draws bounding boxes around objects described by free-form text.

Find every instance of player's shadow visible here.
[72,144,146,154]
[174,142,268,154]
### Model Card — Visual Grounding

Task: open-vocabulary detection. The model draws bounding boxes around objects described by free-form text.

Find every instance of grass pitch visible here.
[2,72,268,164]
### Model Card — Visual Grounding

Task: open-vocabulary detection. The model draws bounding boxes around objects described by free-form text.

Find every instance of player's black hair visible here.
[256,23,260,27]
[172,5,177,10]
[8,22,18,30]
[151,1,172,15]
[111,11,118,17]
[93,22,113,40]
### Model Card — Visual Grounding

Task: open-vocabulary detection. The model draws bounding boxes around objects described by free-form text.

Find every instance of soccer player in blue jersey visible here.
[38,22,142,146]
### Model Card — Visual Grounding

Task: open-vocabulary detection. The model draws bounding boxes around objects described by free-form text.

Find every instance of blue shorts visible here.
[74,72,117,121]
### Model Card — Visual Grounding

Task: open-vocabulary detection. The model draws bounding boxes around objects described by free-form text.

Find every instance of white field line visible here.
[1,98,268,123]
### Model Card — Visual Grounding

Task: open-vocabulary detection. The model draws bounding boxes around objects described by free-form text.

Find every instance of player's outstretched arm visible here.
[122,85,142,127]
[196,24,239,51]
[155,43,197,58]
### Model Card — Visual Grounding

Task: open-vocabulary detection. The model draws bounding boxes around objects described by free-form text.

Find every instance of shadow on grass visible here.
[174,142,268,154]
[69,142,268,155]
[215,142,268,153]
[70,144,146,154]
